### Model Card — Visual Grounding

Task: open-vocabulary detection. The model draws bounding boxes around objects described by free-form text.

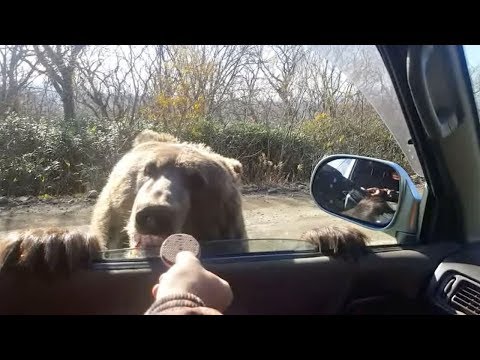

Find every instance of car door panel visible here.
[0,242,459,315]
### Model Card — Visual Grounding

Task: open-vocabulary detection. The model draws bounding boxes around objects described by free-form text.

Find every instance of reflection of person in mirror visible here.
[362,169,400,203]
[313,164,398,225]
[312,164,364,213]
[345,169,400,224]
[363,186,399,203]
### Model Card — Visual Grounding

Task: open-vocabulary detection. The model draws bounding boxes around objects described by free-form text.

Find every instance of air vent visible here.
[450,280,480,315]
[443,276,456,295]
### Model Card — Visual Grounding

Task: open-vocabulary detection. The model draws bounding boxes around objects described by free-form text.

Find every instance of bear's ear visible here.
[133,130,179,148]
[222,158,243,184]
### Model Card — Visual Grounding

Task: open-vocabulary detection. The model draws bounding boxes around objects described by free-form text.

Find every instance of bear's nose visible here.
[135,205,174,234]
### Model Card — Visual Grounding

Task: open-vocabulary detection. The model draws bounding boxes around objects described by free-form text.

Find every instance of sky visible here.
[463,45,480,68]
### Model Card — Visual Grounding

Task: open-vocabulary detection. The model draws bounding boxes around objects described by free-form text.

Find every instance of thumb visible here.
[175,250,199,265]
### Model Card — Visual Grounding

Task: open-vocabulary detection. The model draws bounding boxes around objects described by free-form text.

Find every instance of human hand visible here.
[364,187,383,196]
[152,251,233,312]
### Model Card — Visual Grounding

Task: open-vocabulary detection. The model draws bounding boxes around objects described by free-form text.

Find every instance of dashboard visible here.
[428,243,480,315]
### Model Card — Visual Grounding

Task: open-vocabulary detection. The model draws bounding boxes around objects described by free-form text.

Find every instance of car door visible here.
[0,44,476,315]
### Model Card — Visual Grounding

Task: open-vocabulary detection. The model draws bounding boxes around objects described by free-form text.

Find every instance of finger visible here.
[158,273,165,283]
[152,284,159,298]
[220,278,231,289]
[210,272,232,292]
[221,282,234,307]
[175,250,199,265]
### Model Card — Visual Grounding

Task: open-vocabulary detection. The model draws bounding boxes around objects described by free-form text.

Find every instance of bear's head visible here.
[124,130,246,250]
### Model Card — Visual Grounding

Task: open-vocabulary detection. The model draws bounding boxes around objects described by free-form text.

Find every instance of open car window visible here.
[464,45,480,116]
[0,45,425,259]
[311,45,424,177]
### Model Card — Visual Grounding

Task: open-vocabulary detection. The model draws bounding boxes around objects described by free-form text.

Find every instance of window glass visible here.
[0,45,424,258]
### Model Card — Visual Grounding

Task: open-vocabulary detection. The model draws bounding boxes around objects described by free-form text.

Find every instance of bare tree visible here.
[33,45,86,121]
[257,45,309,127]
[0,45,39,117]
[76,46,111,120]
[159,45,256,122]
[76,45,157,124]
[301,48,353,119]
[467,63,480,108]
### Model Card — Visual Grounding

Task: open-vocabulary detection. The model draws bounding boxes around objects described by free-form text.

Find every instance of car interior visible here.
[350,161,400,191]
[1,44,480,315]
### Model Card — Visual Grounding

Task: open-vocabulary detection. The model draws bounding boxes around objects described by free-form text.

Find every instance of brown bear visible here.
[0,130,249,273]
[0,130,371,275]
[89,129,247,256]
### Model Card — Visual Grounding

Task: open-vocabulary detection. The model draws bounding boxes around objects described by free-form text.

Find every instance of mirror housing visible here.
[310,154,422,242]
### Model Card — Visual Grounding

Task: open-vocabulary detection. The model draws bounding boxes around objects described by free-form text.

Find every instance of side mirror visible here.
[310,154,422,241]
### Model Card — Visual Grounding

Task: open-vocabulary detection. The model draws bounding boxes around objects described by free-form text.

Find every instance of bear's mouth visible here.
[133,233,169,248]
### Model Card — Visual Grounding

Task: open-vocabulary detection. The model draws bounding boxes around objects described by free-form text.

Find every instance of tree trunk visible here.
[63,92,75,121]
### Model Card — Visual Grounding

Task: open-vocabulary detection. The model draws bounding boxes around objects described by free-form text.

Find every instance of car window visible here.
[0,45,424,257]
[463,45,480,115]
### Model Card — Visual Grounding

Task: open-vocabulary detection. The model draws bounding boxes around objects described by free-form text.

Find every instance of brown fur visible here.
[132,130,179,148]
[301,226,370,260]
[0,227,101,274]
[0,225,372,274]
[89,130,246,251]
[0,131,373,275]
[0,131,248,273]
[342,196,395,223]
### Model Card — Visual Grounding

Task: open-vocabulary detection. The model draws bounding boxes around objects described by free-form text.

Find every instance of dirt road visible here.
[0,190,397,251]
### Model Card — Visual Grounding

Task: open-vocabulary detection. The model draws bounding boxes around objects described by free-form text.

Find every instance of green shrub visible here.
[0,112,413,197]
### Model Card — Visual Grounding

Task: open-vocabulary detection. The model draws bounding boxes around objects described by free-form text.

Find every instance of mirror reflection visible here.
[311,157,400,227]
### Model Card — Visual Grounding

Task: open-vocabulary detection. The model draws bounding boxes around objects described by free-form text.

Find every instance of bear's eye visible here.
[144,162,157,178]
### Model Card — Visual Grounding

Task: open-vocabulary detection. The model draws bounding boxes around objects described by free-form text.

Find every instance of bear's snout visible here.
[135,205,176,235]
